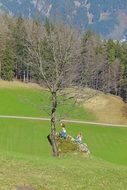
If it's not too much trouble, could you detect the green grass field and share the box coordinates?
[0,85,127,189]
[0,119,127,165]
[0,88,95,121]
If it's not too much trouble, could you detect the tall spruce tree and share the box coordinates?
[1,39,14,81]
[12,17,28,82]
[118,42,127,101]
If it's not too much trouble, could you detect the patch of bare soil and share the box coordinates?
[84,93,127,125]
[15,185,36,190]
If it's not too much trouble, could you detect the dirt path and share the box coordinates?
[0,115,127,128]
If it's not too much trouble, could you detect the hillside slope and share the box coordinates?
[0,152,127,190]
[0,81,95,121]
[84,92,127,125]
[0,81,127,124]
[0,81,127,189]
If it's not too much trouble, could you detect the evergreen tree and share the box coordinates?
[80,31,105,89]
[118,42,127,101]
[1,40,14,81]
[11,17,29,82]
[106,39,116,63]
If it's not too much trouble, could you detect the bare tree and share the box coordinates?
[26,21,80,156]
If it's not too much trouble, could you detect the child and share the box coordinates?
[59,122,67,139]
[76,133,82,143]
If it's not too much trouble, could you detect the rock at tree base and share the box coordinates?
[56,134,90,155]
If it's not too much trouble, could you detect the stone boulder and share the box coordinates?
[56,134,90,155]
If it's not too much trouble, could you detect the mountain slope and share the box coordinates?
[0,0,127,39]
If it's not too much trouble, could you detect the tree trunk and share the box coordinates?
[26,65,29,83]
[0,62,1,79]
[23,70,26,82]
[50,91,59,157]
[15,64,18,79]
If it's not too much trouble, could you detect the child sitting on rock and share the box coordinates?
[76,133,82,144]
[59,122,67,139]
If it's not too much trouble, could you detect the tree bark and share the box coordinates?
[26,65,29,83]
[50,91,59,157]
[23,70,26,82]
[0,61,1,79]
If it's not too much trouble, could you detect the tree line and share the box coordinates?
[0,14,127,102]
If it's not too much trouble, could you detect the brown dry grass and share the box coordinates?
[0,80,41,89]
[84,93,127,125]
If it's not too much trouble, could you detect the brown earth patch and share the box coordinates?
[14,185,36,190]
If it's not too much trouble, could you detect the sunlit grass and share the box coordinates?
[0,119,127,166]
[0,88,95,121]
[0,85,127,189]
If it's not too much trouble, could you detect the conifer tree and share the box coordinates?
[11,17,28,81]
[1,40,14,81]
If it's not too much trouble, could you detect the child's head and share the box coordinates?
[60,121,65,128]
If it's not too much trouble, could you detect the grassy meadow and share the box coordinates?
[0,83,127,189]
[0,119,127,165]
[0,88,95,121]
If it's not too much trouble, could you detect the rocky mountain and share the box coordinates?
[0,0,127,40]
